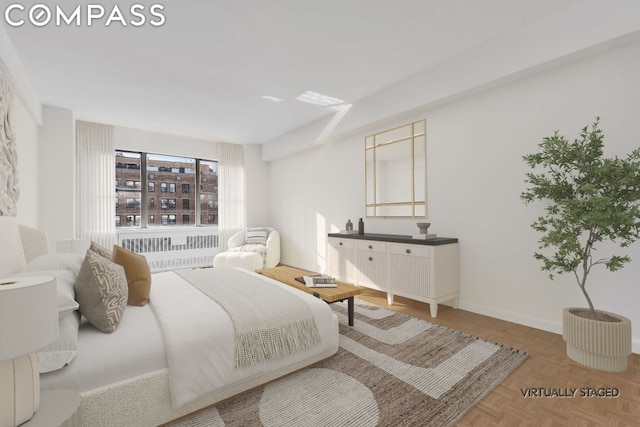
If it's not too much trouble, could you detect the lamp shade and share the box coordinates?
[0,276,58,361]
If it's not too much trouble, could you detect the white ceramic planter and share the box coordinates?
[562,307,632,372]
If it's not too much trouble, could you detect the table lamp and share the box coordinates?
[0,276,58,427]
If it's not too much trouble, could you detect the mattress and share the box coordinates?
[40,268,339,425]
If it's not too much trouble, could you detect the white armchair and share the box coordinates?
[213,227,281,270]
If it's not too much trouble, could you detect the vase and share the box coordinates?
[562,307,632,372]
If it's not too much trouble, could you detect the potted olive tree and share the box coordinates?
[521,118,640,372]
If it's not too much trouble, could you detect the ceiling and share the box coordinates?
[2,0,585,144]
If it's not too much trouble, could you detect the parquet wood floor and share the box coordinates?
[357,289,640,427]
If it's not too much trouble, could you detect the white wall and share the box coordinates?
[38,106,75,252]
[268,38,640,352]
[13,96,39,227]
[113,126,219,161]
[244,144,270,227]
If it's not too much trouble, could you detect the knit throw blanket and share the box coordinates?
[176,268,320,368]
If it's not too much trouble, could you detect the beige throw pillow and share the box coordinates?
[112,245,152,306]
[74,250,128,333]
[90,240,113,259]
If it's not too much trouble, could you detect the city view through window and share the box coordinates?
[115,151,218,227]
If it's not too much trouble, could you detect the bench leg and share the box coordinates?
[348,297,355,326]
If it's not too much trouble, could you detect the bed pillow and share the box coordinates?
[90,240,113,259]
[21,253,84,276]
[11,269,79,320]
[75,250,128,333]
[112,245,152,306]
[37,311,80,373]
[245,227,270,245]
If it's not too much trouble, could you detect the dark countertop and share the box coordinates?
[328,233,458,246]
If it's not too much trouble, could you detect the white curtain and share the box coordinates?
[0,72,18,217]
[76,121,116,248]
[218,142,246,251]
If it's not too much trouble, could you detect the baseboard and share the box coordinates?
[458,300,640,354]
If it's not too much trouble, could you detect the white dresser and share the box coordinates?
[327,233,459,317]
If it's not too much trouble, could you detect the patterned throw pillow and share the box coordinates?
[245,227,270,245]
[90,241,113,259]
[74,250,128,333]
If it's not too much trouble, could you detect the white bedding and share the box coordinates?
[151,269,334,407]
[40,302,166,392]
[41,267,339,414]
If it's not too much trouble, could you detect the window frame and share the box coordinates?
[116,150,218,228]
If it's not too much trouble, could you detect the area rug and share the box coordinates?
[169,300,528,427]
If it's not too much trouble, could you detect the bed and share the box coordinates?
[1,224,338,427]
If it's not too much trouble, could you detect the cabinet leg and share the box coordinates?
[387,292,394,305]
[430,303,438,318]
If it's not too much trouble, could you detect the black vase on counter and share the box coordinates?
[358,218,364,235]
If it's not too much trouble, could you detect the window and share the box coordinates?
[161,198,177,209]
[126,198,139,209]
[126,215,141,226]
[115,151,217,227]
[161,213,178,224]
[115,151,141,226]
[199,160,218,225]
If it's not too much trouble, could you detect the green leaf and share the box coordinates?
[521,118,640,311]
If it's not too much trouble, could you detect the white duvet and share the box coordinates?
[41,268,339,410]
[146,268,337,407]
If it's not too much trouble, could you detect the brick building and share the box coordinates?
[115,151,218,227]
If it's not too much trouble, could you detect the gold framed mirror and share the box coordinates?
[365,119,426,218]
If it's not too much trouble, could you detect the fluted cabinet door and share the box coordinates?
[327,238,355,281]
[389,244,431,298]
[355,241,388,290]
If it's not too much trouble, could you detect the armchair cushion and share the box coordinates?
[245,227,270,245]
[228,243,268,261]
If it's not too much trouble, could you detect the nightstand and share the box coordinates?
[23,389,81,427]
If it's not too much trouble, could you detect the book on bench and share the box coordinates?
[294,275,338,288]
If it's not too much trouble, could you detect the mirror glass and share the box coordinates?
[365,120,426,218]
